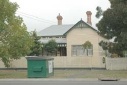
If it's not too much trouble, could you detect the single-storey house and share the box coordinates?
[37,11,108,69]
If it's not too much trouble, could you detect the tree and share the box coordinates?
[83,41,93,49]
[83,41,93,56]
[28,31,42,56]
[0,0,34,67]
[44,40,57,56]
[96,6,103,18]
[96,0,127,57]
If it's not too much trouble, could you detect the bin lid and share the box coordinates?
[26,56,54,60]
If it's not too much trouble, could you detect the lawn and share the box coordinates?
[0,69,127,79]
[51,69,127,79]
[0,70,27,79]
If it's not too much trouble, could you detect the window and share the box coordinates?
[57,47,67,56]
[72,45,93,56]
[88,49,93,56]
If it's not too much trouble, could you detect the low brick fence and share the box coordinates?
[106,57,127,70]
[0,57,127,70]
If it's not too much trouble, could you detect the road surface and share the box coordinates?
[0,79,127,85]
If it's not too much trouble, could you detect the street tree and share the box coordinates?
[28,31,42,56]
[96,0,127,57]
[0,0,34,67]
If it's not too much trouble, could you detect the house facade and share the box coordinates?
[37,11,108,69]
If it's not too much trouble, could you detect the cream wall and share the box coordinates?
[53,56,93,68]
[0,57,27,68]
[106,57,127,70]
[1,57,127,70]
[10,57,27,68]
[66,27,106,68]
[0,59,6,68]
[0,56,102,68]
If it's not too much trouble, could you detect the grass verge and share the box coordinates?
[0,69,127,79]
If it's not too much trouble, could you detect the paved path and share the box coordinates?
[0,79,127,85]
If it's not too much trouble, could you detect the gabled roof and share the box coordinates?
[37,20,98,37]
[37,25,73,36]
[64,19,97,35]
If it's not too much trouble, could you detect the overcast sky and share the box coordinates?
[10,0,110,32]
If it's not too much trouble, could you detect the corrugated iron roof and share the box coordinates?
[37,25,74,36]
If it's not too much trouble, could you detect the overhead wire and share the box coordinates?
[16,11,56,24]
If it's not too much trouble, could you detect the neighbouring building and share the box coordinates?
[37,11,108,69]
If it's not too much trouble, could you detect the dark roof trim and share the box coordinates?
[63,19,98,35]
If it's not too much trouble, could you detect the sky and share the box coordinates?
[10,0,110,32]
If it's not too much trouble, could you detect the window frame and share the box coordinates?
[71,45,93,57]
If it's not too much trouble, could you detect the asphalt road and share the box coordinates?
[0,79,127,85]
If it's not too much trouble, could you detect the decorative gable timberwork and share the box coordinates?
[73,19,90,28]
[64,19,97,35]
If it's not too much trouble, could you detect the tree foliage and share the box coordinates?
[83,41,93,49]
[96,6,103,18]
[44,39,57,56]
[0,0,34,67]
[96,0,127,57]
[28,31,42,56]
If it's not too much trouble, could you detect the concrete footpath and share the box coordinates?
[0,78,127,81]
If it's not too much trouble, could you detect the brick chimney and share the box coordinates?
[57,13,63,25]
[86,11,92,25]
